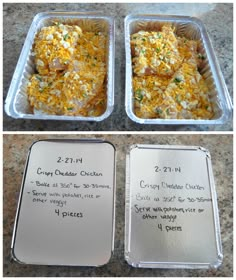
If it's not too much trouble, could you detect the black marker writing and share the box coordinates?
[37,167,53,177]
[55,209,83,218]
[139,180,160,190]
[80,170,103,177]
[57,157,83,164]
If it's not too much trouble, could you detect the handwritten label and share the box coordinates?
[14,141,115,266]
[57,156,83,164]
[127,146,218,265]
[133,177,211,232]
[28,166,107,214]
[155,166,181,173]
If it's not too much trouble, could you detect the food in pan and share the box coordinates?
[131,24,214,119]
[27,23,107,116]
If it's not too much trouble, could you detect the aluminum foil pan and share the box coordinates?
[5,12,115,121]
[125,144,223,268]
[125,14,232,125]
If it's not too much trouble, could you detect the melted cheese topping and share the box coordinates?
[131,24,214,120]
[27,23,107,116]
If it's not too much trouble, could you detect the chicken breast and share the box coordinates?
[131,24,214,120]
[27,23,107,117]
[34,23,82,75]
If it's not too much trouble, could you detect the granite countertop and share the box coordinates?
[3,134,233,276]
[3,3,233,131]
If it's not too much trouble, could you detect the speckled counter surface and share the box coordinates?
[3,134,233,276]
[3,3,233,131]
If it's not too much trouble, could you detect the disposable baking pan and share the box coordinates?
[125,14,232,125]
[5,12,115,121]
[125,144,223,268]
[11,139,116,266]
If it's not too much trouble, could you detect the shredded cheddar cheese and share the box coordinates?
[27,23,107,116]
[131,24,213,119]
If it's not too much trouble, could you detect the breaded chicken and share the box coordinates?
[131,24,213,120]
[27,23,107,116]
[34,23,82,75]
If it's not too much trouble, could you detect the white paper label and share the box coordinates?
[13,140,115,266]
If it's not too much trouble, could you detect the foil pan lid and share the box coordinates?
[11,139,116,266]
[125,144,222,268]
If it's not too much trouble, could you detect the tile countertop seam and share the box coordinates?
[3,134,233,276]
[3,3,233,131]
